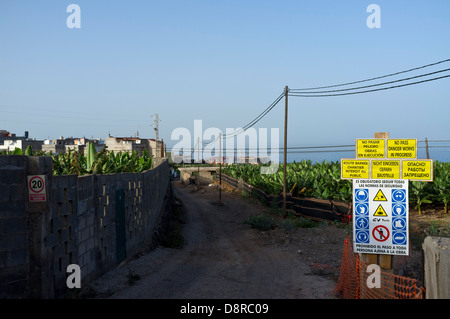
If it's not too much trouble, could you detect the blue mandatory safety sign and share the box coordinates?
[392,189,406,202]
[392,232,407,245]
[356,230,370,243]
[355,203,369,216]
[355,189,369,202]
[392,217,407,231]
[355,217,369,229]
[392,203,407,216]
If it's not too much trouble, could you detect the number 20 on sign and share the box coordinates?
[27,175,47,202]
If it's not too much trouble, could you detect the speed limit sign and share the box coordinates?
[27,175,47,202]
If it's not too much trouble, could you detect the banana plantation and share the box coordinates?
[0,142,153,176]
[222,160,450,214]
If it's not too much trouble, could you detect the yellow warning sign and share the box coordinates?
[373,189,387,201]
[402,159,433,182]
[340,159,370,179]
[387,139,417,159]
[371,160,400,179]
[356,139,385,159]
[373,204,388,217]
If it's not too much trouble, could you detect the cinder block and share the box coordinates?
[0,233,27,250]
[0,183,11,202]
[10,184,27,201]
[6,249,27,267]
[4,217,27,234]
[0,167,26,184]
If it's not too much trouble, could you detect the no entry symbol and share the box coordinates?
[372,225,389,242]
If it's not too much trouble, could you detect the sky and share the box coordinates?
[1,1,450,161]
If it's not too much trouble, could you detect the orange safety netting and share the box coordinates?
[334,236,425,299]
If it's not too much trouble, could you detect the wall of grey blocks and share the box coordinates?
[0,156,171,298]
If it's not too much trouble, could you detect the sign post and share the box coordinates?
[342,132,434,293]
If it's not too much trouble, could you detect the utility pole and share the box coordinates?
[283,86,289,218]
[151,113,161,156]
[197,136,200,188]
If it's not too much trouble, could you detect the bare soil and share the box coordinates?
[87,182,346,299]
[85,181,449,299]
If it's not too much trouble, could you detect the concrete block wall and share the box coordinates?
[45,174,79,297]
[423,236,450,299]
[0,156,171,298]
[0,156,29,298]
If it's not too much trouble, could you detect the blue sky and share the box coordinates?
[1,1,449,160]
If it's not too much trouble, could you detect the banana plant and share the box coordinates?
[409,181,433,214]
[433,161,450,214]
[25,145,33,156]
[86,142,97,172]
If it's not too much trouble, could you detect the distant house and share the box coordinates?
[0,139,43,152]
[0,130,10,138]
[105,137,165,157]
[42,137,105,154]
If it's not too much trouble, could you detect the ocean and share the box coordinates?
[286,147,450,164]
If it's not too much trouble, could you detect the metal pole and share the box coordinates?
[283,86,289,218]
[219,132,222,204]
[197,136,200,188]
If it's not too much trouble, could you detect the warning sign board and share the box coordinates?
[353,179,409,255]
[373,204,388,216]
[387,139,417,159]
[356,139,385,159]
[401,159,433,181]
[373,189,387,201]
[371,160,400,179]
[27,175,47,202]
[341,159,370,179]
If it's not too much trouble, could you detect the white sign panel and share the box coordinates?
[353,179,409,256]
[27,175,47,202]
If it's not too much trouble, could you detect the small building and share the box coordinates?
[105,137,165,156]
[0,139,43,153]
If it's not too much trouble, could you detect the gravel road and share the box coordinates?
[88,181,344,299]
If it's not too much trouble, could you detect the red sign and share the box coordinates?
[372,225,389,242]
[27,175,47,202]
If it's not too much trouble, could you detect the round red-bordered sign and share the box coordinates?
[29,176,45,193]
[372,225,389,242]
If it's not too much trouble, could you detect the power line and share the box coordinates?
[291,58,450,91]
[222,91,285,138]
[289,74,450,97]
[289,68,450,94]
[201,91,286,150]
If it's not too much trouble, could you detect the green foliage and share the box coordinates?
[51,147,153,176]
[433,161,450,213]
[222,160,353,203]
[243,215,277,231]
[409,181,433,214]
[222,160,450,211]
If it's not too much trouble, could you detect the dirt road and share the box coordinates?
[89,182,344,299]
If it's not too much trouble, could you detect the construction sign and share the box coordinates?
[353,179,409,256]
[342,137,433,181]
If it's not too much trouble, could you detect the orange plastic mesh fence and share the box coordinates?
[334,236,424,299]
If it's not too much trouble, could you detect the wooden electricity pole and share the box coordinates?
[360,132,393,270]
[283,86,289,218]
